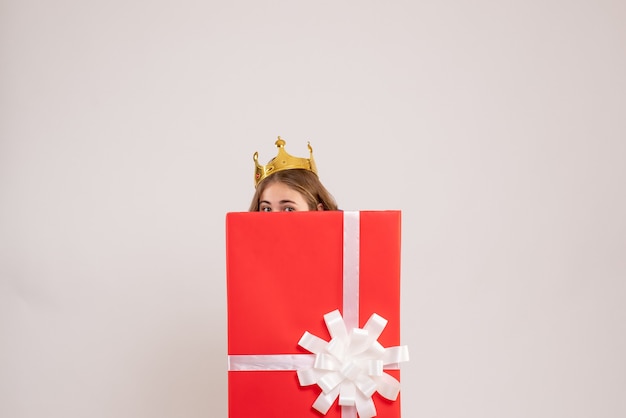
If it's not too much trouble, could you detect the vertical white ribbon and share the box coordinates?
[342,211,360,331]
[342,404,358,418]
[342,211,360,418]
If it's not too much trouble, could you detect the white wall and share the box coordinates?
[1,1,625,417]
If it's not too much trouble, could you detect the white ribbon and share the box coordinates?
[297,309,409,418]
[228,354,314,370]
[342,211,360,330]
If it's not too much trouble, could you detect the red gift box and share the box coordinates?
[226,211,405,418]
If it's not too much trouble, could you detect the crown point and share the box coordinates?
[276,137,286,147]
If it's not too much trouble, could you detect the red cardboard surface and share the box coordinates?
[226,211,402,417]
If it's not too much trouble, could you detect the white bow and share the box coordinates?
[297,310,409,418]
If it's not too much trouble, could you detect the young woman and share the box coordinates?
[248,138,338,212]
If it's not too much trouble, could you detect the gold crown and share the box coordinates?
[253,136,318,187]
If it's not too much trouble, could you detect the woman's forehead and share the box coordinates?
[260,182,301,199]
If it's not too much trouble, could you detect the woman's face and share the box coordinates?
[258,182,322,212]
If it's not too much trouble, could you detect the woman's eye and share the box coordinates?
[284,207,295,212]
[261,207,272,212]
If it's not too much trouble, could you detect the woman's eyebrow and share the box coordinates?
[259,199,297,205]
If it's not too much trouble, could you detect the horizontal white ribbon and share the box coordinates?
[227,354,403,372]
[228,354,314,371]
